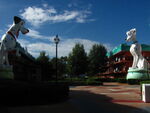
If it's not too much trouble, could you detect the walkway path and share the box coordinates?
[1,82,150,113]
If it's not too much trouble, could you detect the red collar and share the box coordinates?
[7,31,16,40]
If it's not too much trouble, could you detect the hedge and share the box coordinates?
[140,80,150,85]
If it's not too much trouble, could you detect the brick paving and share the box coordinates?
[1,82,150,113]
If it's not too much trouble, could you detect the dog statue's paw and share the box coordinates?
[130,67,138,69]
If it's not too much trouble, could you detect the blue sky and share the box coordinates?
[0,0,150,57]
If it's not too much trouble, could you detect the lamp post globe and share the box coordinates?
[54,34,60,44]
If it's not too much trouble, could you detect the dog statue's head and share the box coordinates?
[7,16,29,38]
[125,28,136,42]
[13,16,29,35]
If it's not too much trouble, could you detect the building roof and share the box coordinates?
[107,43,150,57]
[16,42,35,61]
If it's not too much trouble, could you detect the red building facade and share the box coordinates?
[100,44,150,79]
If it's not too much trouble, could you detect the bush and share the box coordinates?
[86,78,103,85]
[127,79,150,85]
[69,80,102,86]
[98,78,118,82]
[62,77,103,86]
[86,80,102,85]
[140,80,150,85]
[127,79,141,85]
[117,78,127,83]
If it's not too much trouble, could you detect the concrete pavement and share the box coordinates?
[1,82,150,113]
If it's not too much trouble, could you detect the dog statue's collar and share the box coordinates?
[132,40,138,44]
[7,31,16,41]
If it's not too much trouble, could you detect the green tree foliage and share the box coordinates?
[51,56,68,78]
[68,43,88,77]
[59,56,68,77]
[36,51,49,63]
[36,51,53,80]
[88,44,107,76]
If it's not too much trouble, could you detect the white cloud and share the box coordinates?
[18,39,30,46]
[28,42,53,56]
[26,29,64,42]
[103,43,114,52]
[60,38,99,54]
[26,29,54,40]
[18,38,113,58]
[20,5,93,27]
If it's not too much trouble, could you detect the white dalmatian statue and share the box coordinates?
[125,28,149,69]
[0,16,29,67]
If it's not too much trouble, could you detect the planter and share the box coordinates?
[126,68,149,80]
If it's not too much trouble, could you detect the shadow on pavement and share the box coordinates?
[0,80,69,107]
[0,87,149,113]
[69,90,149,113]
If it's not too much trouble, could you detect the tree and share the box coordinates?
[88,44,107,76]
[58,56,68,77]
[36,51,49,63]
[51,56,68,78]
[67,43,88,77]
[36,51,53,81]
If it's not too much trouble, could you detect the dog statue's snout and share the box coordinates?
[25,29,29,34]
[22,29,29,34]
[27,29,29,33]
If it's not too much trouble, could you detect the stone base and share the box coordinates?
[126,68,149,80]
[0,65,14,79]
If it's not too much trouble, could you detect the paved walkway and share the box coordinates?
[1,82,150,113]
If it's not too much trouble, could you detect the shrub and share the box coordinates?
[62,77,103,86]
[140,80,150,85]
[86,78,103,85]
[117,78,127,83]
[127,79,141,85]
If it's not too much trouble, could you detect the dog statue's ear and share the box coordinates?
[14,16,22,24]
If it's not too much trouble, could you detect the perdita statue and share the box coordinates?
[0,16,29,67]
[125,28,149,69]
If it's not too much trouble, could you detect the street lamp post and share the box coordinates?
[54,35,60,83]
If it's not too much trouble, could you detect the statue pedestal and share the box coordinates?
[0,65,14,79]
[126,68,149,80]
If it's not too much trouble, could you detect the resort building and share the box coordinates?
[100,44,150,79]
